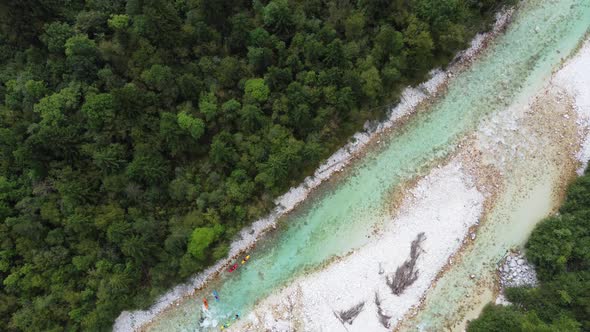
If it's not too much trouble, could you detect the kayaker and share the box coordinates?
[213,290,219,301]
[202,297,208,310]
[241,255,250,264]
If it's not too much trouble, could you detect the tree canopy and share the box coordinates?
[0,0,508,330]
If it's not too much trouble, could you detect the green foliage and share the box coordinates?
[263,0,295,35]
[188,225,224,261]
[65,34,96,58]
[373,25,404,62]
[177,110,205,140]
[345,11,366,40]
[141,64,174,92]
[33,84,81,127]
[126,146,169,184]
[81,92,115,128]
[468,304,580,332]
[468,169,590,332]
[0,0,507,330]
[404,16,435,71]
[108,14,130,30]
[198,92,218,121]
[64,34,99,80]
[244,78,270,103]
[40,22,75,54]
[360,66,383,100]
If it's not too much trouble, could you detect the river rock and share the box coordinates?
[497,251,538,291]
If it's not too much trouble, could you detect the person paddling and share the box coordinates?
[241,255,251,265]
[213,290,219,302]
[202,297,209,310]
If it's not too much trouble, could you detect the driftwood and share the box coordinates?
[333,302,365,326]
[386,232,426,295]
[374,292,391,328]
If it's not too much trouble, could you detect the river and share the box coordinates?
[118,1,590,331]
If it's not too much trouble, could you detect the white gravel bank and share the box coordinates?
[554,39,590,174]
[231,161,484,331]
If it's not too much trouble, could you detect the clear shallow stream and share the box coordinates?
[145,1,590,330]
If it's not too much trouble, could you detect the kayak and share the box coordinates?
[202,297,208,310]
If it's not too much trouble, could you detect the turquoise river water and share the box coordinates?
[145,1,590,330]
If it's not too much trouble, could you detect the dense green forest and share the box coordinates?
[0,0,507,330]
[468,170,590,332]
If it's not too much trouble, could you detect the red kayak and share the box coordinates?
[228,263,238,272]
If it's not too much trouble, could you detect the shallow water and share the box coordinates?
[410,171,559,332]
[145,1,590,330]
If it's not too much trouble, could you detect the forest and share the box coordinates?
[468,170,590,332]
[0,0,507,330]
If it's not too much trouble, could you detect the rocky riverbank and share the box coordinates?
[498,251,538,289]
